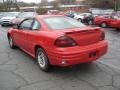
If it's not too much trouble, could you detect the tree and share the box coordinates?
[51,0,60,10]
[58,0,76,4]
[84,0,116,9]
[37,3,47,15]
[0,3,6,11]
[14,0,20,11]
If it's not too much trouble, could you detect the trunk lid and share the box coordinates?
[63,27,102,46]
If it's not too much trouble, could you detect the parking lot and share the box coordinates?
[0,25,120,90]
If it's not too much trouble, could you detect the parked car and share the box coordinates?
[74,13,91,21]
[0,12,19,26]
[94,15,116,28]
[46,10,65,15]
[0,12,6,24]
[47,10,59,15]
[12,12,37,25]
[74,13,95,24]
[109,16,120,29]
[66,11,77,18]
[0,12,7,19]
[7,15,108,71]
[83,14,94,25]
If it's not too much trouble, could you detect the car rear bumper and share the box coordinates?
[47,40,108,66]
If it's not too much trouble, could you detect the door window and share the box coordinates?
[19,19,33,30]
[32,20,40,30]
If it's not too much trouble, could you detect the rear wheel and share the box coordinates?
[101,22,108,28]
[8,36,16,49]
[36,48,50,72]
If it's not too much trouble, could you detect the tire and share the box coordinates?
[36,48,50,72]
[1,24,5,27]
[77,18,82,22]
[101,22,108,28]
[8,36,16,49]
[116,28,120,31]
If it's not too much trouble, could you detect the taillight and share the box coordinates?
[55,36,77,47]
[100,32,105,41]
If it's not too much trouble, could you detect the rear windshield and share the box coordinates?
[44,16,85,30]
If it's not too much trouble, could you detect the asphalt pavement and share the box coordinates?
[0,26,120,90]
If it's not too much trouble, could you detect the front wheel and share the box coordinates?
[77,18,82,22]
[1,24,5,27]
[36,48,50,72]
[101,22,108,28]
[8,36,16,49]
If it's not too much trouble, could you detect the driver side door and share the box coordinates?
[13,18,34,50]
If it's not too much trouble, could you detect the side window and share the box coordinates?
[19,19,33,30]
[104,16,109,18]
[32,20,40,30]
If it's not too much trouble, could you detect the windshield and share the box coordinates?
[44,16,85,30]
[18,12,36,18]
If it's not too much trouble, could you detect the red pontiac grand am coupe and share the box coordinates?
[94,15,115,28]
[109,17,120,29]
[7,15,108,71]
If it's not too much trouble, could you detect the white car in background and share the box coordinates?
[0,12,19,26]
[12,12,37,25]
[74,13,91,22]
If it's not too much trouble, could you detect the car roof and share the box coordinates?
[36,15,65,19]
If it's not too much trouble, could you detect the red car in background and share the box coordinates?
[94,15,115,28]
[110,17,120,29]
[7,15,108,71]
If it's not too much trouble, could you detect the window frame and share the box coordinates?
[31,18,41,31]
[18,18,34,30]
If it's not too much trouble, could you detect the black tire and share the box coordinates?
[116,28,120,31]
[77,18,82,22]
[8,36,16,49]
[100,22,108,28]
[1,24,5,27]
[36,48,50,72]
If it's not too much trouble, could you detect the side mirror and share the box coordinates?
[13,24,18,29]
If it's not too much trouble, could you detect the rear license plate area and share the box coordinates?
[89,51,98,58]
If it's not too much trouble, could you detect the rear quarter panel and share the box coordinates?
[30,31,64,57]
[110,19,120,28]
[94,17,111,25]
